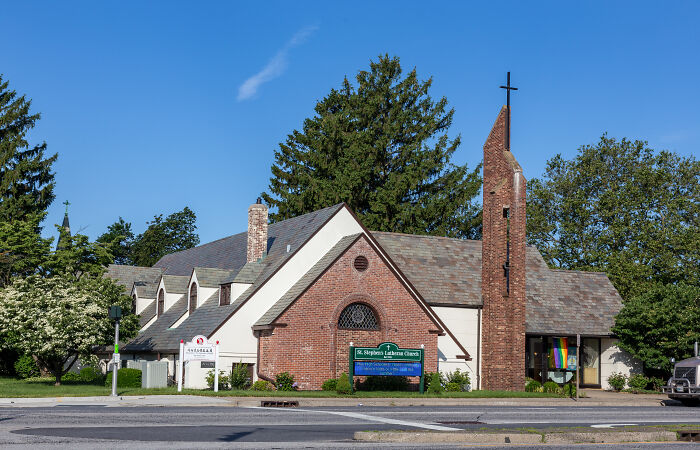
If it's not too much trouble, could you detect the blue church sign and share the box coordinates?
[349,342,425,393]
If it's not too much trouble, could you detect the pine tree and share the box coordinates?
[262,55,482,239]
[0,75,57,222]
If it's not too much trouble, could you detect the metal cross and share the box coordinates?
[499,72,518,150]
[63,200,70,214]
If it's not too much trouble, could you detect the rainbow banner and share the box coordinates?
[550,338,568,369]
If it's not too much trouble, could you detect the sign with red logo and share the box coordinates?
[184,335,215,361]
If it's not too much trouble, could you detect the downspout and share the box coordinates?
[255,330,274,383]
[476,308,481,390]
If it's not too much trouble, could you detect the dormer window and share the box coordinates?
[189,282,198,314]
[157,289,164,317]
[220,283,231,306]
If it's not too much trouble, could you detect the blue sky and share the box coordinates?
[2,1,698,245]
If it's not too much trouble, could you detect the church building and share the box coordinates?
[108,106,640,390]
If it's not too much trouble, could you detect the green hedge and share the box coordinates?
[105,368,141,388]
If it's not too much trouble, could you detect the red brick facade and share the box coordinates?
[257,236,440,390]
[481,106,527,391]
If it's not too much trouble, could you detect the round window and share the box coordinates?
[353,255,369,271]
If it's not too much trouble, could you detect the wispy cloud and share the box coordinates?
[237,26,318,101]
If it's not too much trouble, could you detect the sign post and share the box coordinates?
[177,339,184,392]
[576,334,580,400]
[349,342,425,393]
[108,306,122,397]
[214,340,220,393]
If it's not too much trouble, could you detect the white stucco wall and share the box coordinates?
[433,306,480,388]
[212,207,364,360]
[135,297,154,315]
[600,338,643,390]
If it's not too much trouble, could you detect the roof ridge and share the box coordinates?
[549,268,608,275]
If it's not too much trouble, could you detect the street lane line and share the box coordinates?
[246,406,460,431]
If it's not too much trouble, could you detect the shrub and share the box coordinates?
[445,369,470,387]
[607,372,627,391]
[275,372,297,391]
[648,376,664,391]
[206,370,230,390]
[14,355,39,379]
[627,373,650,392]
[62,372,81,381]
[230,362,250,390]
[321,378,338,391]
[542,381,561,394]
[336,373,352,395]
[80,367,103,383]
[105,368,142,388]
[427,372,443,394]
[250,380,273,391]
[563,383,576,397]
[356,375,409,391]
[423,372,444,392]
[445,382,462,392]
[525,379,542,392]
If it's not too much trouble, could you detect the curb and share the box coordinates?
[353,430,678,445]
[0,395,668,408]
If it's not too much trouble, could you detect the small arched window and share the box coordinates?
[338,303,379,330]
[189,282,198,315]
[157,289,164,316]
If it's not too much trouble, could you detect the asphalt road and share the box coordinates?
[0,404,698,448]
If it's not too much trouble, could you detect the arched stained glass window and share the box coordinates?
[157,289,164,316]
[189,283,198,315]
[338,303,379,330]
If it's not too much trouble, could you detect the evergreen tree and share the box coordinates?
[130,207,199,266]
[0,75,57,222]
[262,55,482,239]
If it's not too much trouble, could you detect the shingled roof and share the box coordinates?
[194,267,237,288]
[123,203,345,352]
[372,231,622,336]
[152,203,344,277]
[105,265,163,297]
[124,294,187,352]
[162,275,189,294]
[138,300,157,329]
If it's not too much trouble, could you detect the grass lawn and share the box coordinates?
[0,376,563,398]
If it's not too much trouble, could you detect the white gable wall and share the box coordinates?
[212,207,364,362]
[434,306,480,387]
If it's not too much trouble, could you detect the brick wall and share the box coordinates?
[258,236,439,390]
[481,106,527,391]
[247,202,268,263]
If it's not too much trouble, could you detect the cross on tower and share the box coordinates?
[63,200,70,215]
[499,72,518,151]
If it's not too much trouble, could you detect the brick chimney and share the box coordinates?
[247,198,268,263]
[480,106,527,391]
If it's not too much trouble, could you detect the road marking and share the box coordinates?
[247,406,460,431]
[591,423,638,428]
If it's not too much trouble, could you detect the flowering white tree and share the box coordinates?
[0,274,136,385]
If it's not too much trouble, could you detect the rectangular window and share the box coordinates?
[220,283,231,306]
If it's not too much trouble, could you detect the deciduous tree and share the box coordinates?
[527,135,699,300]
[130,207,199,266]
[0,274,138,385]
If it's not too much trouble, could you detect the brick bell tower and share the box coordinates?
[481,73,527,391]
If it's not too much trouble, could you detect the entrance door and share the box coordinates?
[581,338,600,386]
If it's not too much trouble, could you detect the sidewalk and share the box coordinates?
[0,390,672,408]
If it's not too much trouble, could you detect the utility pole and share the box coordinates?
[109,306,122,397]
